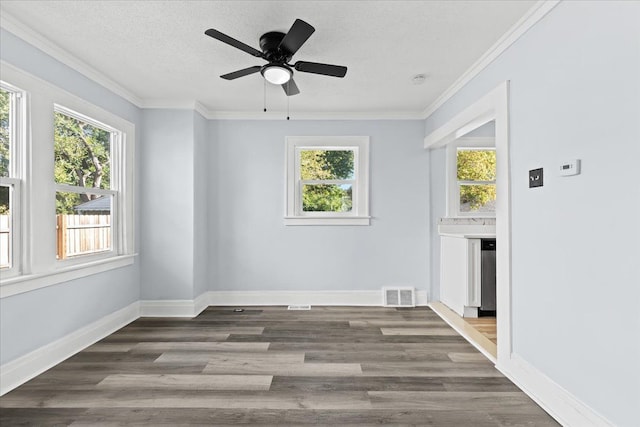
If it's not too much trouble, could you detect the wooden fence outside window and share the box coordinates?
[56,214,111,259]
[0,215,9,269]
[1,214,111,266]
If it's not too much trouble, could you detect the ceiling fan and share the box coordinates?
[205,19,347,96]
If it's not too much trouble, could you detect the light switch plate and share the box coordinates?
[529,168,543,188]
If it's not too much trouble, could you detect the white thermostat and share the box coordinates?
[559,159,580,176]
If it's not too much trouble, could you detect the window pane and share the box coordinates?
[56,192,111,259]
[460,184,496,213]
[457,149,496,181]
[0,88,10,178]
[302,184,353,212]
[0,184,11,269]
[300,150,354,180]
[54,111,111,189]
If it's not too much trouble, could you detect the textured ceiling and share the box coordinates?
[0,1,536,116]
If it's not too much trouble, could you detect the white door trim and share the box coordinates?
[424,81,512,362]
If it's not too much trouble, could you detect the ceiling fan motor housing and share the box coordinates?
[259,31,291,62]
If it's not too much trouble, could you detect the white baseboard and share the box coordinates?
[497,354,614,427]
[0,301,139,396]
[139,292,209,318]
[193,292,210,316]
[206,290,429,307]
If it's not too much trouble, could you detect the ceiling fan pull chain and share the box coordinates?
[287,81,290,120]
[263,79,267,112]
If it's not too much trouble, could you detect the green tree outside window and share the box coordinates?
[0,89,11,214]
[457,149,496,212]
[300,150,354,212]
[54,112,111,214]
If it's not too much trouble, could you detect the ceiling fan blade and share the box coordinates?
[278,19,315,56]
[220,66,262,80]
[205,29,263,58]
[294,61,347,78]
[282,78,300,96]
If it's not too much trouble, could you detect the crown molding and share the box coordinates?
[139,100,422,120]
[138,100,211,120]
[0,11,144,107]
[193,101,210,119]
[204,110,425,120]
[420,0,561,120]
[139,99,201,110]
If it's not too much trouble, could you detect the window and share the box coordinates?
[285,136,370,225]
[457,148,496,214]
[300,149,354,213]
[54,108,117,260]
[447,138,496,217]
[0,83,24,278]
[0,63,135,297]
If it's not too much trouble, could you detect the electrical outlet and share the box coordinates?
[529,168,543,188]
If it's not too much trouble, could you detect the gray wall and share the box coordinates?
[0,29,141,365]
[208,120,220,295]
[193,111,210,298]
[140,109,195,300]
[210,120,430,295]
[464,120,495,137]
[425,2,640,425]
[139,109,212,300]
[0,269,139,364]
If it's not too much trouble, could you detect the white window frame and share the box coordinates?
[53,105,121,265]
[285,136,370,226]
[446,137,496,218]
[0,62,135,298]
[0,81,26,279]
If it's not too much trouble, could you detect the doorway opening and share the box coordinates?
[424,82,511,367]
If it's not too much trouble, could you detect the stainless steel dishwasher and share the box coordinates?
[480,239,497,314]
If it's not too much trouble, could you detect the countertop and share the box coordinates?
[438,217,496,238]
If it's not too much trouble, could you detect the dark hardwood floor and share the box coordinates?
[0,306,558,426]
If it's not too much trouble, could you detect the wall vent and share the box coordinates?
[383,288,415,307]
[287,305,311,310]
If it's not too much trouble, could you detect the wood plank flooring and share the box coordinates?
[0,306,558,426]
[464,317,498,345]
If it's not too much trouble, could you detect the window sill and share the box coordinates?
[0,254,137,299]
[284,216,371,226]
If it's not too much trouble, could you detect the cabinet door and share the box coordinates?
[440,236,468,316]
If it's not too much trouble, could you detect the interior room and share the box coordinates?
[0,1,638,426]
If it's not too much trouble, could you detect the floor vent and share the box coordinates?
[383,288,415,307]
[287,305,311,310]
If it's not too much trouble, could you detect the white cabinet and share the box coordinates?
[440,236,482,317]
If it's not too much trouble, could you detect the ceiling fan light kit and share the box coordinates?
[262,64,292,85]
[205,18,347,100]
